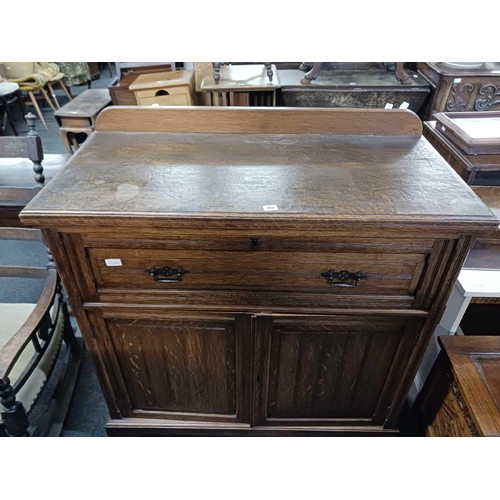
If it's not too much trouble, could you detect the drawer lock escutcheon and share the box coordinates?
[146,266,189,283]
[321,269,367,288]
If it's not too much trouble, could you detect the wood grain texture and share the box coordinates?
[54,89,111,120]
[20,129,496,228]
[94,106,423,135]
[259,315,420,425]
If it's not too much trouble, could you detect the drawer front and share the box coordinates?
[135,86,190,99]
[137,94,190,106]
[88,247,427,299]
[59,116,92,128]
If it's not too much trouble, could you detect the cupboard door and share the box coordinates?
[254,315,422,426]
[89,309,250,423]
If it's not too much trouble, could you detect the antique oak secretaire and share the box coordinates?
[19,107,499,436]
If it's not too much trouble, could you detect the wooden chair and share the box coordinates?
[36,63,73,109]
[0,63,58,129]
[0,113,69,227]
[0,227,82,436]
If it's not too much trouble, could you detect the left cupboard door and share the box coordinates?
[87,308,251,424]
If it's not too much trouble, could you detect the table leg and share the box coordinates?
[60,130,74,154]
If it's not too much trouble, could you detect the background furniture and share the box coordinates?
[0,227,82,437]
[278,63,430,112]
[201,64,280,106]
[0,113,69,227]
[409,186,500,404]
[0,82,23,136]
[418,62,500,121]
[415,335,500,436]
[424,120,500,185]
[1,64,59,130]
[130,70,195,106]
[108,66,174,105]
[434,111,500,155]
[299,62,410,84]
[19,106,498,436]
[115,62,175,81]
[54,89,111,154]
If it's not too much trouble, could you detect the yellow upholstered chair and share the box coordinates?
[36,63,72,108]
[0,62,58,130]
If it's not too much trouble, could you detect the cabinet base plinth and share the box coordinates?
[105,418,399,437]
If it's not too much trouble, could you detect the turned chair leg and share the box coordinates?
[0,377,30,436]
[28,91,48,130]
[213,62,221,84]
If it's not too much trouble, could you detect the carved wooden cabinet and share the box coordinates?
[418,62,500,121]
[19,107,498,436]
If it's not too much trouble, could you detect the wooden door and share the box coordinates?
[253,314,422,427]
[88,308,251,423]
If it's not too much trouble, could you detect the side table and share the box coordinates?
[201,64,280,106]
[54,89,111,154]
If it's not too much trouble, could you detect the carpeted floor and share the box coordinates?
[1,65,115,436]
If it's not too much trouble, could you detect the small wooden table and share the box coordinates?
[201,64,280,106]
[54,89,111,154]
[415,335,500,437]
[424,121,500,185]
[130,70,195,106]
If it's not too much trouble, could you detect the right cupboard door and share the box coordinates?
[253,314,423,427]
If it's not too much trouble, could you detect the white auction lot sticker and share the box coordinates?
[263,205,279,211]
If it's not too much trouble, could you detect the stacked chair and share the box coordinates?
[0,62,72,130]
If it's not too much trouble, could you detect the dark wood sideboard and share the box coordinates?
[418,62,500,121]
[19,107,498,436]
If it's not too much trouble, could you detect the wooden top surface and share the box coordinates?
[201,64,281,91]
[54,89,111,118]
[19,107,498,228]
[129,70,193,91]
[439,335,500,436]
[424,121,500,170]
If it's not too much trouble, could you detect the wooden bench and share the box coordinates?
[54,89,111,154]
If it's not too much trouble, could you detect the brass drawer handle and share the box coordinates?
[321,269,367,288]
[146,266,189,283]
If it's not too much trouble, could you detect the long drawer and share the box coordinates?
[87,247,428,298]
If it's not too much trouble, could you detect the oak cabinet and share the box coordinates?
[19,107,498,436]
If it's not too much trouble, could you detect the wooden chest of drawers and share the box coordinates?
[20,107,498,436]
